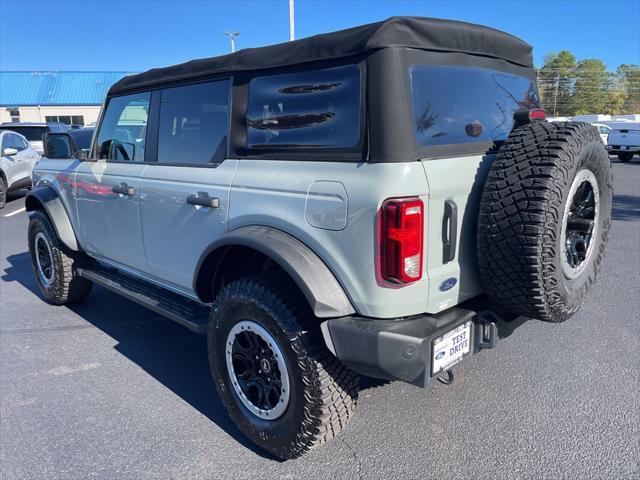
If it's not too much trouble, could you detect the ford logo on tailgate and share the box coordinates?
[439,277,457,291]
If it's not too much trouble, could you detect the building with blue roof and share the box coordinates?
[0,71,134,126]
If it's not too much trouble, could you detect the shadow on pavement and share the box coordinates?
[612,194,640,222]
[2,251,532,459]
[2,252,275,460]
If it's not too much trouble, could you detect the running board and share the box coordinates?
[77,266,209,335]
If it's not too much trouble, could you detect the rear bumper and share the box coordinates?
[321,306,503,388]
[607,145,640,154]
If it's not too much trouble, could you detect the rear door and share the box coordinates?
[75,92,151,272]
[139,79,237,293]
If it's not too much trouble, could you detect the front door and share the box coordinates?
[138,79,235,293]
[76,92,151,272]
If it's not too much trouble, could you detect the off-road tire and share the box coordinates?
[28,210,93,305]
[0,176,6,209]
[208,271,359,459]
[478,122,612,322]
[617,152,633,162]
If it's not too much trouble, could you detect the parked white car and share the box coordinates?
[0,130,40,208]
[592,123,612,145]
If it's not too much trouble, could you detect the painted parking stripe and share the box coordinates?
[3,207,26,217]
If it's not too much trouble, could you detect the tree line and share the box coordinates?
[536,50,639,116]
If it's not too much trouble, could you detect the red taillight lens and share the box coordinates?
[379,197,424,284]
[529,108,547,120]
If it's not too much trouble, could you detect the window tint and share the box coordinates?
[157,80,230,165]
[410,66,540,147]
[2,133,16,151]
[246,65,360,149]
[96,92,150,161]
[11,134,27,151]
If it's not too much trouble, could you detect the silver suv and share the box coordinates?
[26,17,612,459]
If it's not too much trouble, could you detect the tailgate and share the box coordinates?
[420,154,493,313]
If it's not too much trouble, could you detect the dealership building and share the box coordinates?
[0,71,133,126]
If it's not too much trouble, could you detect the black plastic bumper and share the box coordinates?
[321,307,500,387]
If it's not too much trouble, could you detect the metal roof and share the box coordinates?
[0,71,134,106]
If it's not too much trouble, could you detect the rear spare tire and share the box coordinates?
[478,122,612,322]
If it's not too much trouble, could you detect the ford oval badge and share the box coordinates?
[439,277,457,292]
[435,351,445,360]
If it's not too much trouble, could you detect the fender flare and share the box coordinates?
[25,186,79,251]
[195,226,355,318]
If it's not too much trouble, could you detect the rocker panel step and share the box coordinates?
[77,266,209,335]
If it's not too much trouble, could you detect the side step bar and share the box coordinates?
[77,266,210,335]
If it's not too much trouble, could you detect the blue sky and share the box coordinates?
[1,0,638,72]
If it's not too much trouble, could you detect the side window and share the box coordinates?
[96,92,151,161]
[157,80,230,165]
[410,66,540,147]
[4,134,18,150]
[12,134,27,151]
[246,64,360,149]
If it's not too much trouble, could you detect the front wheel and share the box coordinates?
[0,176,6,209]
[28,210,93,304]
[617,152,634,162]
[208,272,359,459]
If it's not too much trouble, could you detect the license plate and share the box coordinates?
[432,321,472,375]
[621,146,628,150]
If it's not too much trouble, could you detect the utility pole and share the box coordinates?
[289,0,295,41]
[553,73,560,116]
[223,31,240,53]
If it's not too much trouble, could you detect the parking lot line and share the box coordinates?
[3,207,26,217]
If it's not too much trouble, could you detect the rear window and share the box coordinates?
[246,64,360,149]
[0,126,48,142]
[410,66,540,147]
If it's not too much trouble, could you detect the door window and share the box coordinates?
[95,92,151,162]
[246,65,361,149]
[157,80,230,165]
[8,134,27,151]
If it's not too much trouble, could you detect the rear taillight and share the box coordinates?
[513,108,547,127]
[379,197,424,284]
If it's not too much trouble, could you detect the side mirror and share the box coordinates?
[43,132,78,159]
[2,147,18,156]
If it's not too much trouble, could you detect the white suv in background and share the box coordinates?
[0,130,39,208]
[592,123,612,145]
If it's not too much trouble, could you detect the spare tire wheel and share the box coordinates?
[477,122,613,322]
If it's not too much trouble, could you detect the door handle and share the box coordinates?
[112,183,135,196]
[186,194,219,208]
[442,199,458,264]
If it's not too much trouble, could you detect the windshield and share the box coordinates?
[410,66,540,147]
[0,126,48,142]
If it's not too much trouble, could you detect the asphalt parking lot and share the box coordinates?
[1,158,638,480]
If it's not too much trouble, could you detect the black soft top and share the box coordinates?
[109,16,533,95]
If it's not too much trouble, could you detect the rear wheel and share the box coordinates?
[617,152,633,162]
[478,122,613,322]
[28,210,93,305]
[208,272,359,459]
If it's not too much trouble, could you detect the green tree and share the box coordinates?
[567,59,609,115]
[537,50,576,115]
[617,64,640,113]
